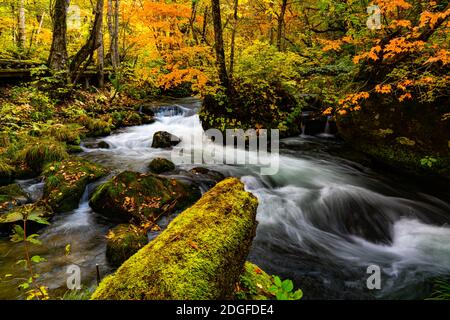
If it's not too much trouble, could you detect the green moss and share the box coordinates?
[106,224,149,267]
[78,115,113,137]
[43,158,108,213]
[44,124,82,145]
[148,158,176,174]
[17,139,69,174]
[91,178,258,300]
[89,171,201,224]
[235,262,275,300]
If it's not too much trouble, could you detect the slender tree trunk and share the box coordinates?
[108,0,120,69]
[202,5,208,44]
[114,0,120,66]
[229,0,238,80]
[190,0,199,44]
[70,0,104,83]
[18,0,26,48]
[97,6,105,88]
[277,0,288,51]
[48,0,68,71]
[211,0,230,92]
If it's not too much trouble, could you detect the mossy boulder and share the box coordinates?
[43,159,108,213]
[148,158,175,174]
[89,171,201,224]
[106,224,149,267]
[91,178,258,300]
[151,131,181,149]
[336,95,450,179]
[0,184,29,212]
[235,262,274,300]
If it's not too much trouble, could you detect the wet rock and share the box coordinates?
[67,145,84,154]
[138,104,156,116]
[188,167,226,189]
[151,131,181,149]
[98,141,110,149]
[43,158,108,213]
[91,178,258,300]
[84,141,110,149]
[106,224,149,267]
[0,184,29,212]
[89,171,201,224]
[148,158,175,174]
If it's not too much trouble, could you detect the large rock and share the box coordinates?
[91,178,258,300]
[106,224,149,267]
[43,159,108,213]
[89,171,201,224]
[151,131,181,149]
[148,158,175,174]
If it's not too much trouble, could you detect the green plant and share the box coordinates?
[420,156,438,168]
[18,139,68,172]
[268,276,303,300]
[0,204,51,300]
[428,278,450,300]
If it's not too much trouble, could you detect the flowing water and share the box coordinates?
[1,97,450,299]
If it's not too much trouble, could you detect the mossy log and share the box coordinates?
[91,177,258,300]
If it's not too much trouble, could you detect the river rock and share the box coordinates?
[91,178,258,300]
[106,224,149,267]
[151,131,181,149]
[89,171,201,224]
[43,158,108,213]
[188,167,226,189]
[0,184,29,212]
[148,158,175,174]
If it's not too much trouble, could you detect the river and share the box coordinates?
[1,97,449,299]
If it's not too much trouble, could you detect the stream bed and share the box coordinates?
[1,97,450,299]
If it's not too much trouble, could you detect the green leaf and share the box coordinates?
[27,211,50,225]
[10,225,24,243]
[0,211,23,224]
[27,234,42,245]
[19,282,30,290]
[276,292,288,300]
[281,279,294,293]
[292,289,303,300]
[16,259,28,268]
[274,276,282,287]
[31,255,46,263]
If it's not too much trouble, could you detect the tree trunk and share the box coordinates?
[189,0,199,44]
[277,0,288,51]
[202,5,209,44]
[211,0,230,92]
[70,0,104,84]
[97,7,105,88]
[108,0,120,69]
[229,0,238,80]
[18,0,26,48]
[48,0,68,71]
